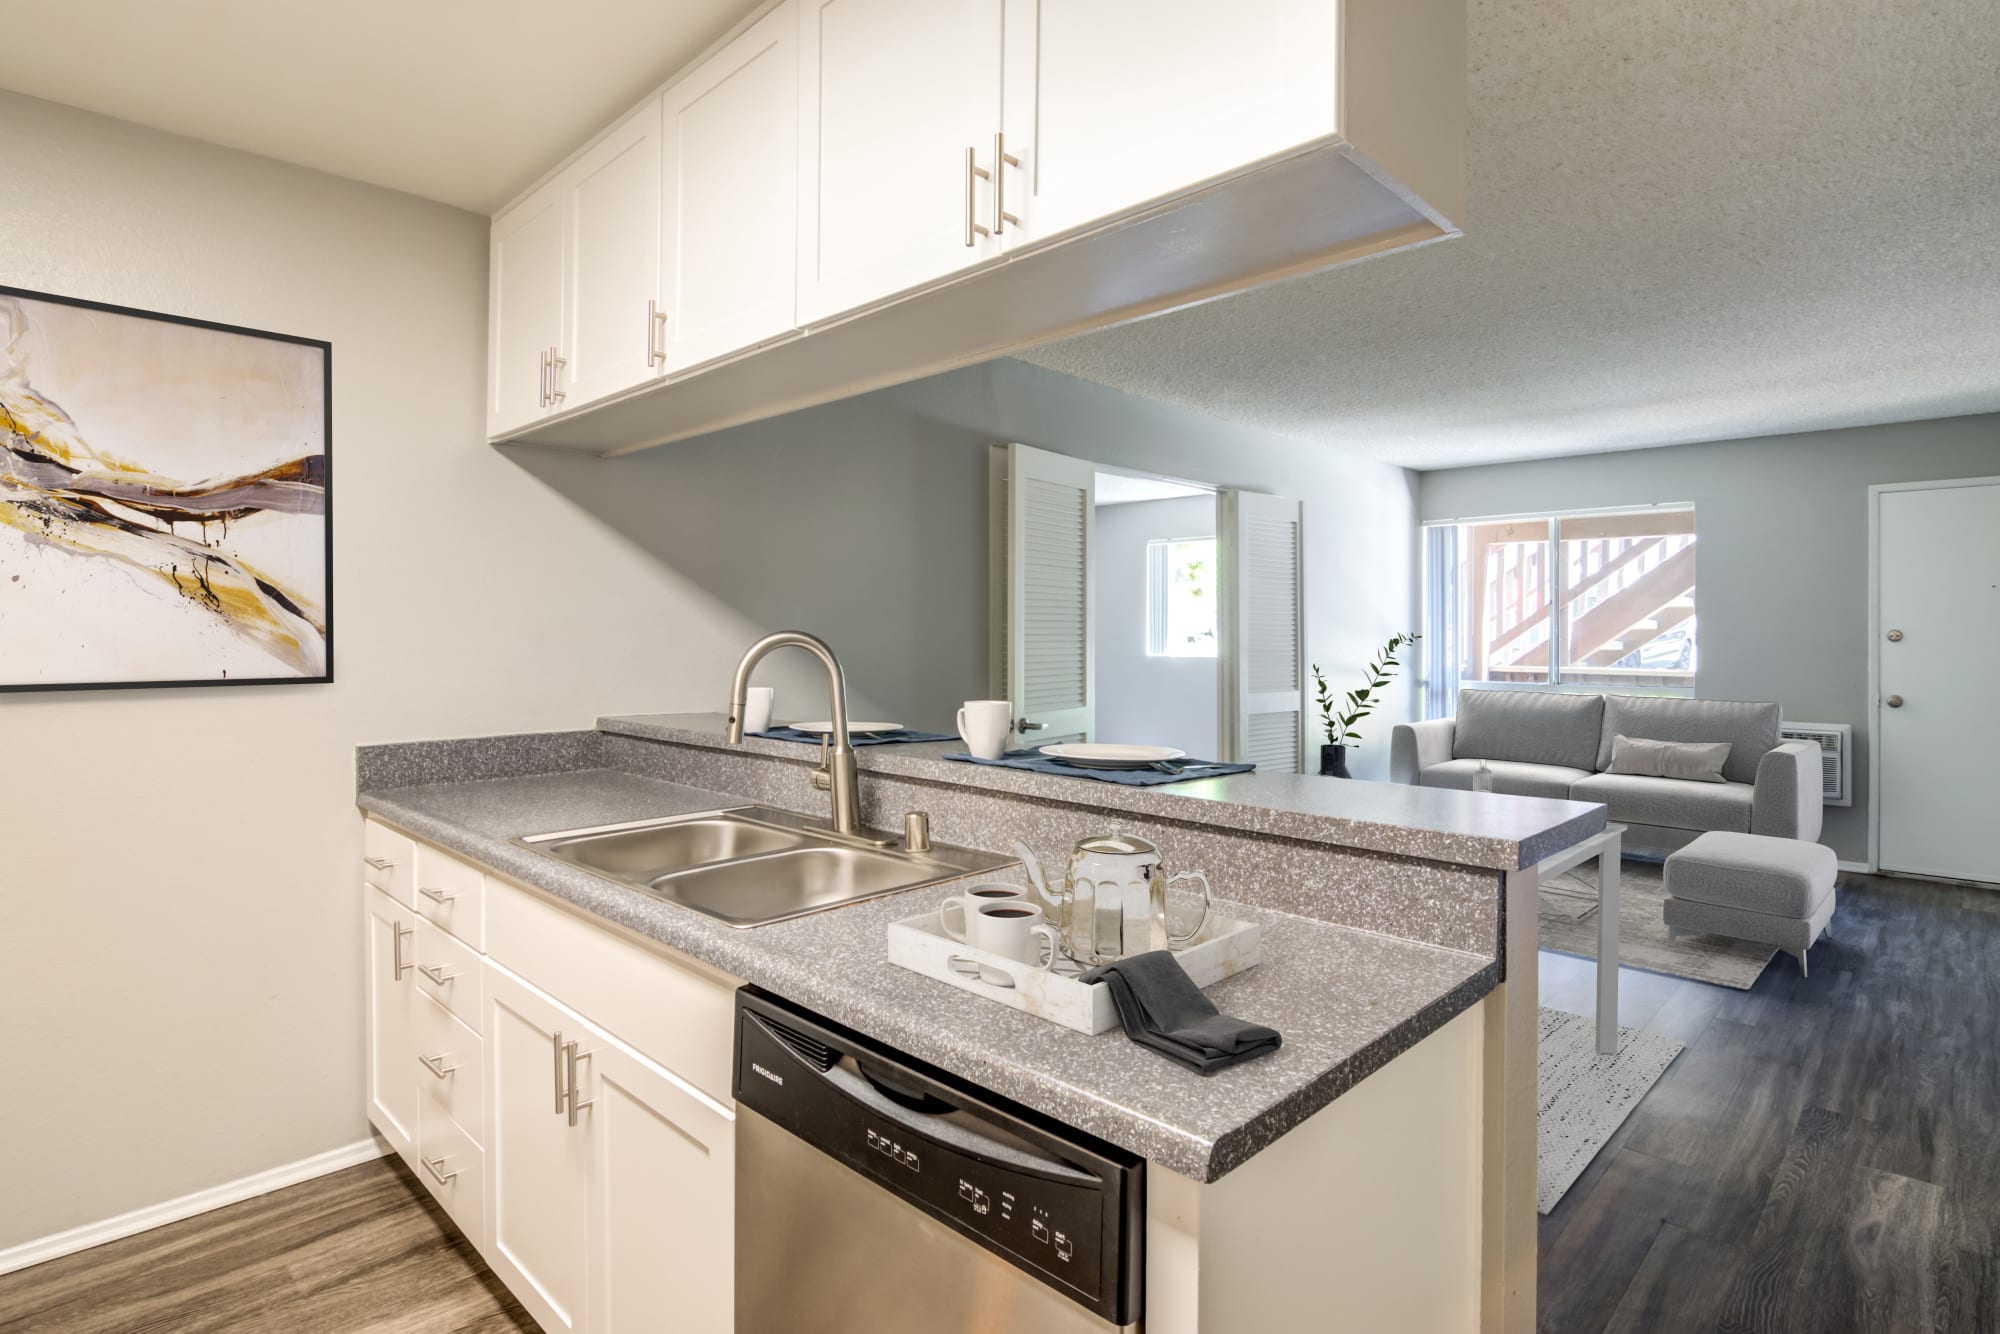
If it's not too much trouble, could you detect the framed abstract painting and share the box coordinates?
[0,285,331,691]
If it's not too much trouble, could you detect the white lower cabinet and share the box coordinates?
[364,885,419,1167]
[483,960,735,1334]
[364,817,735,1334]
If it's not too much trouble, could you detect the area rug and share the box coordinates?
[1537,1007,1684,1213]
[1539,857,1776,989]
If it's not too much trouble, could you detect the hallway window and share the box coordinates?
[1147,537,1217,657]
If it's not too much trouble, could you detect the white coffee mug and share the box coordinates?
[940,883,1029,940]
[959,900,1061,985]
[741,686,775,734]
[957,699,1012,761]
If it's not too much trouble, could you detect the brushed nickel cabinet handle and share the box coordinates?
[549,348,566,402]
[420,1154,458,1185]
[1886,695,1904,708]
[417,885,459,905]
[965,146,993,246]
[393,922,413,981]
[646,299,668,367]
[565,1039,593,1127]
[992,132,1020,234]
[416,962,457,987]
[364,856,397,872]
[553,1029,567,1113]
[537,348,549,407]
[418,1052,460,1080]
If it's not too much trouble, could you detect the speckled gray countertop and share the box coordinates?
[358,765,1500,1182]
[599,713,1603,870]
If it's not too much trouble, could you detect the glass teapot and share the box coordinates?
[1019,833,1210,965]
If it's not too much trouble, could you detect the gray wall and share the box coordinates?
[511,358,1423,777]
[1095,494,1220,756]
[1419,413,2000,863]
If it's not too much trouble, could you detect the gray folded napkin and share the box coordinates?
[1081,951,1281,1075]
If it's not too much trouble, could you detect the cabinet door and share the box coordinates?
[562,99,665,411]
[364,887,419,1166]
[484,964,593,1334]
[488,180,564,438]
[1000,0,1339,245]
[661,2,800,374]
[796,0,1006,324]
[587,1034,735,1334]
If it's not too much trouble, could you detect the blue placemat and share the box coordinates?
[752,726,958,747]
[942,750,1255,785]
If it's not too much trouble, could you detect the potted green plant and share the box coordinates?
[1311,632,1419,778]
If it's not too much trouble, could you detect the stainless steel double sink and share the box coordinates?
[514,805,1013,928]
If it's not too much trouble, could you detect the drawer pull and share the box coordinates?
[420,1154,458,1186]
[364,856,398,872]
[417,885,460,905]
[418,1052,460,1080]
[416,962,458,987]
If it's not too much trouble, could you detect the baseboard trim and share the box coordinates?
[0,1135,391,1278]
[1838,860,1873,874]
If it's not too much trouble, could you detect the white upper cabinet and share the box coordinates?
[660,1,800,374]
[1000,0,1340,246]
[795,0,1007,324]
[488,179,564,438]
[561,100,665,409]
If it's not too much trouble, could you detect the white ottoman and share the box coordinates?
[1663,831,1838,976]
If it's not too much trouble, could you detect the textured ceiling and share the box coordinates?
[1017,0,2000,470]
[0,0,760,212]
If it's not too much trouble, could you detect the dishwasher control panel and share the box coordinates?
[735,990,1142,1326]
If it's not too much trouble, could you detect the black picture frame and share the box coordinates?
[0,283,333,693]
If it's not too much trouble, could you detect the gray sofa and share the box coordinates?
[1391,691,1823,853]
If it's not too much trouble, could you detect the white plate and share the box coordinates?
[787,720,904,736]
[1039,743,1185,770]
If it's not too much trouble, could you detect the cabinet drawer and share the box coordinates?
[485,875,740,1105]
[417,1100,485,1250]
[413,841,486,948]
[363,820,415,907]
[413,917,484,1032]
[412,991,484,1145]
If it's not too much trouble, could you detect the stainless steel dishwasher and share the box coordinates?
[734,989,1143,1333]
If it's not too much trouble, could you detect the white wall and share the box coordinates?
[0,92,774,1253]
[513,359,1424,777]
[1094,495,1220,756]
[1419,414,2000,863]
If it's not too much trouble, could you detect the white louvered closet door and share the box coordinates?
[1218,492,1305,772]
[1005,443,1096,745]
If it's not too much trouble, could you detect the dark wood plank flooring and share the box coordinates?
[1539,870,2000,1333]
[0,1157,538,1334]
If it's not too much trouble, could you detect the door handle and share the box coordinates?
[553,1029,568,1113]
[565,1039,593,1126]
[549,347,566,402]
[965,146,993,246]
[392,922,413,981]
[992,132,1020,235]
[1016,718,1046,733]
[1886,695,1904,708]
[646,299,668,367]
[537,348,549,407]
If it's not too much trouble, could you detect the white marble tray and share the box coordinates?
[885,910,1262,1035]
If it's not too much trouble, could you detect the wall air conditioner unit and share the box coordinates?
[1778,722,1852,807]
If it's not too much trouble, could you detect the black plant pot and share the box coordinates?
[1319,744,1353,778]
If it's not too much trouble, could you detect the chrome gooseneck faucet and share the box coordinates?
[726,631,862,837]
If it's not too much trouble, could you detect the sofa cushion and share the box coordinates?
[1596,695,1779,785]
[1453,690,1605,770]
[1607,734,1731,783]
[1569,771,1755,832]
[1664,831,1838,917]
[1419,759,1594,801]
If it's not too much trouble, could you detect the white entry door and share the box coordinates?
[1877,478,2000,883]
[1002,443,1096,744]
[1217,491,1306,773]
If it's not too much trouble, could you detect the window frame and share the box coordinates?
[1145,534,1220,659]
[1423,502,1697,700]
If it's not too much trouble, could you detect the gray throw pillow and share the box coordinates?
[1607,733,1731,783]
